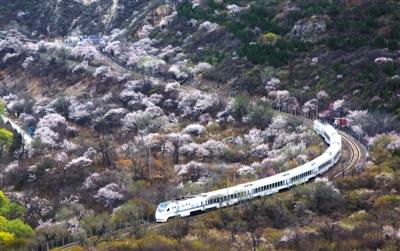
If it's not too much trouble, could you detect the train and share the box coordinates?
[155,120,342,222]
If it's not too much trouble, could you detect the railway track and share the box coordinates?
[334,131,363,178]
[55,130,365,251]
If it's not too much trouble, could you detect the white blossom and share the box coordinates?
[237,165,255,176]
[137,24,155,39]
[302,99,317,114]
[34,126,59,146]
[141,133,164,149]
[374,57,393,64]
[317,90,329,99]
[189,62,212,74]
[34,113,67,147]
[93,65,116,81]
[183,124,206,136]
[175,161,206,177]
[94,183,123,207]
[83,173,101,189]
[65,156,93,170]
[68,99,93,124]
[198,21,220,32]
[71,44,99,61]
[62,140,78,152]
[244,128,265,146]
[72,60,89,73]
[122,105,169,133]
[265,78,280,92]
[168,64,189,79]
[332,99,345,111]
[138,56,167,73]
[248,144,270,158]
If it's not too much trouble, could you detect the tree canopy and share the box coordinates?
[0,191,33,248]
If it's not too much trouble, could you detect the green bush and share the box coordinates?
[232,95,250,120]
[237,39,307,66]
[248,105,273,129]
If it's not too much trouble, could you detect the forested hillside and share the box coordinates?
[0,0,399,250]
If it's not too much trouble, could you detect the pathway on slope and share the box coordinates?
[1,115,33,145]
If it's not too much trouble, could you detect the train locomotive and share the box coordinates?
[155,120,342,222]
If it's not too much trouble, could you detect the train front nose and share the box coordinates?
[155,211,167,222]
[155,203,169,222]
[155,210,162,222]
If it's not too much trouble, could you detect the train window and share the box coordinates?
[157,203,169,212]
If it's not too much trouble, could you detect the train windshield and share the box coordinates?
[157,202,169,212]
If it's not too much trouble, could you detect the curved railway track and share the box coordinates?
[333,131,363,178]
[55,130,365,251]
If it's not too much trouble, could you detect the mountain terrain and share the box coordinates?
[0,0,399,250]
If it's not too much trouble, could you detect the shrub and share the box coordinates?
[231,95,250,120]
[97,234,180,251]
[248,104,273,129]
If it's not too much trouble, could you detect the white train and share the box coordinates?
[155,120,341,222]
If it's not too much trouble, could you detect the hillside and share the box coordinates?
[0,0,399,250]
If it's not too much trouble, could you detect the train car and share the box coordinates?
[155,120,342,222]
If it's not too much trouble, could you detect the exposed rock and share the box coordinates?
[291,15,330,43]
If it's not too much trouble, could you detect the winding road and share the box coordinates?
[1,115,33,145]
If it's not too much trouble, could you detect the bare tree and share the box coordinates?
[164,218,191,245]
[97,135,114,168]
